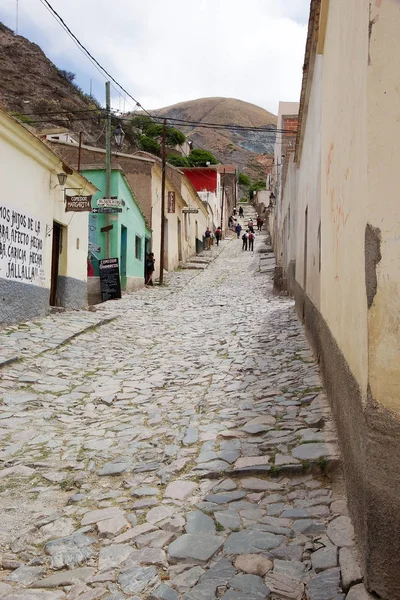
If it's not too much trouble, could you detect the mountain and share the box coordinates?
[152,97,277,176]
[0,22,102,144]
[0,22,276,177]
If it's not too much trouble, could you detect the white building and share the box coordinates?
[0,109,96,324]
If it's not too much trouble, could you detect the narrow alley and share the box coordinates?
[0,231,364,600]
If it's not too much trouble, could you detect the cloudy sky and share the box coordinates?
[0,0,309,115]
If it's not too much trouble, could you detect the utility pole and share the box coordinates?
[105,81,111,258]
[220,169,226,233]
[159,119,167,285]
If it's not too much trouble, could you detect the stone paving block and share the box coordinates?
[339,547,362,591]
[165,480,198,501]
[327,516,355,547]
[168,534,225,563]
[345,583,375,599]
[224,529,284,554]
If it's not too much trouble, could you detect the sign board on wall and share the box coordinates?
[99,257,121,301]
[167,191,175,213]
[0,206,44,284]
[97,198,122,207]
[65,195,92,212]
[92,207,122,214]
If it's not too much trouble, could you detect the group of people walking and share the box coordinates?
[205,207,265,253]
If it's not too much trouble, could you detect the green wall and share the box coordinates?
[84,169,150,287]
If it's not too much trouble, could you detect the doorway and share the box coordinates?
[120,225,127,291]
[177,217,182,262]
[50,222,62,306]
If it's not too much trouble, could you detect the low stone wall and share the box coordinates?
[291,276,400,600]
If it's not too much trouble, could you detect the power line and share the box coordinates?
[38,0,150,116]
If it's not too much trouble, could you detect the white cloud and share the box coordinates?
[0,0,309,115]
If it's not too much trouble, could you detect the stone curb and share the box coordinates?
[0,316,117,369]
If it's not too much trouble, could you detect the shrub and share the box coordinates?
[188,148,219,167]
[58,69,76,83]
[239,172,251,186]
[167,154,190,167]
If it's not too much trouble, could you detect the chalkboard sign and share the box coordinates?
[99,258,121,301]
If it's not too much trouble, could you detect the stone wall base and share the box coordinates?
[57,276,87,310]
[292,277,400,600]
[0,279,50,325]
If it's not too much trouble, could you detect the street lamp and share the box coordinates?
[57,172,67,186]
[114,125,125,147]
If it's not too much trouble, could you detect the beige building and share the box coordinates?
[150,161,208,281]
[0,109,96,325]
[275,1,400,597]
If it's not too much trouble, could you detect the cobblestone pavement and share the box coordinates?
[0,231,370,599]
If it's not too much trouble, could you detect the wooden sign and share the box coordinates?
[65,195,92,212]
[167,191,175,213]
[99,258,121,302]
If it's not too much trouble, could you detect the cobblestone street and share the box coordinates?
[0,234,366,599]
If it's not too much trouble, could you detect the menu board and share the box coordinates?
[99,258,121,301]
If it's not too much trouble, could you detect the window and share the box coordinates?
[135,235,142,260]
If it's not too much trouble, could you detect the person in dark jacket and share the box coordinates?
[235,223,242,239]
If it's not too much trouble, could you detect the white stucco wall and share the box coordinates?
[295,55,323,308]
[0,111,93,295]
[367,0,400,413]
[320,0,369,393]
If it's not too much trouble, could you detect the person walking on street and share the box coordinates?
[239,206,244,218]
[248,219,254,233]
[205,227,212,250]
[242,230,248,251]
[257,216,263,232]
[248,230,255,252]
[215,226,222,246]
[235,223,242,239]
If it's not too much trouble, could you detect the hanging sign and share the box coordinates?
[97,198,122,207]
[65,195,92,212]
[183,209,199,214]
[99,257,121,301]
[167,191,175,213]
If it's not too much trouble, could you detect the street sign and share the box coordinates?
[99,258,121,301]
[65,195,92,212]
[92,207,122,214]
[183,209,199,214]
[98,198,122,207]
[167,191,175,213]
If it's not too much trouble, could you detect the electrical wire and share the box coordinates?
[38,0,149,116]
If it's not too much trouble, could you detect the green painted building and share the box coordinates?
[83,167,151,302]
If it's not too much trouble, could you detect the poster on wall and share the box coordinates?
[167,191,175,213]
[0,206,44,284]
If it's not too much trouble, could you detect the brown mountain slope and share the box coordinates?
[152,97,277,176]
[0,22,102,143]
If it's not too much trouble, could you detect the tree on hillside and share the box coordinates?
[167,154,190,167]
[249,179,266,199]
[238,172,251,187]
[139,135,161,156]
[188,148,219,167]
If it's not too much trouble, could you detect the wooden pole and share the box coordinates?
[159,119,167,285]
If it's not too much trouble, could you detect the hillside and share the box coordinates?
[0,22,102,144]
[152,97,277,176]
